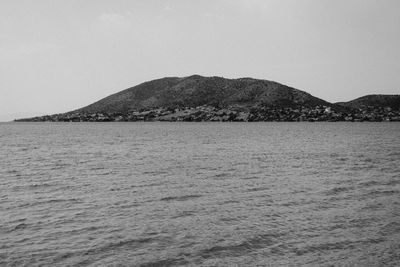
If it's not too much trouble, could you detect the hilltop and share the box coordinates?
[336,95,400,110]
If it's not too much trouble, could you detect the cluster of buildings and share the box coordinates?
[247,106,400,122]
[342,106,400,122]
[17,105,400,122]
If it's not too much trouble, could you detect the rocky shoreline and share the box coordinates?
[15,105,400,122]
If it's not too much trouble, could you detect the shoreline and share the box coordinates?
[14,105,400,123]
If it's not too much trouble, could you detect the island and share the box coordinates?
[15,75,400,122]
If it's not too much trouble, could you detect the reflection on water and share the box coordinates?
[0,122,399,266]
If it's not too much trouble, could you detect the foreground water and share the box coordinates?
[0,122,399,266]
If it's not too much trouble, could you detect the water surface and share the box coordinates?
[1,122,399,266]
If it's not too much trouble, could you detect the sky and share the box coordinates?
[1,0,399,121]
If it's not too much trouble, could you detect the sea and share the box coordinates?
[1,122,399,266]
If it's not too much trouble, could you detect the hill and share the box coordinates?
[14,75,400,122]
[74,75,330,114]
[336,94,400,109]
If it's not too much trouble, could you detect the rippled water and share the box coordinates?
[1,122,399,266]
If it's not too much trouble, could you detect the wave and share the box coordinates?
[139,257,188,267]
[199,233,281,259]
[324,186,354,195]
[294,238,385,256]
[13,223,28,231]
[160,194,202,202]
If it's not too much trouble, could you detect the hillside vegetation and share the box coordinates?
[336,95,400,110]
[75,75,330,114]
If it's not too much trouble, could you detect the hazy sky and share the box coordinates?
[1,0,399,121]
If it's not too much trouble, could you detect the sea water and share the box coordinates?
[1,122,399,266]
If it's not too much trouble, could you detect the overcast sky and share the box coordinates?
[1,0,399,121]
